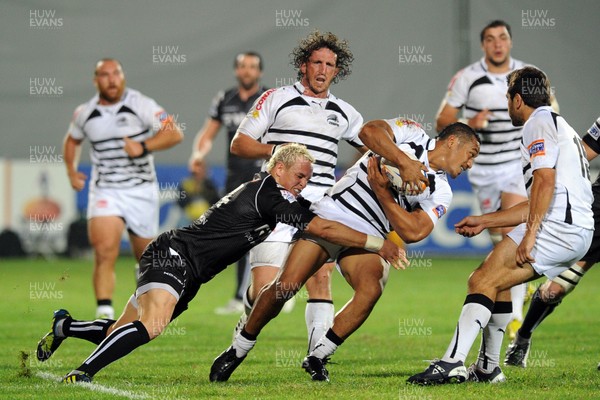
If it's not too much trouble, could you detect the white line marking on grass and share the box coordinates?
[36,371,149,399]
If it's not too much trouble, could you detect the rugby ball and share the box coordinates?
[380,153,426,195]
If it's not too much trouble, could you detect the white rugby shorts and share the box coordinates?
[468,161,527,214]
[87,183,159,238]
[507,221,593,278]
[249,241,292,269]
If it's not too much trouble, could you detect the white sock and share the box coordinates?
[442,295,493,363]
[510,283,526,321]
[96,305,114,319]
[477,302,512,373]
[309,329,342,359]
[305,301,334,354]
[232,331,256,358]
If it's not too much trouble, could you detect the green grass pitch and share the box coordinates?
[1,256,598,399]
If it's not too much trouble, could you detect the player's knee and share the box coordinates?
[538,280,565,304]
[140,317,168,340]
[467,269,485,292]
[547,264,586,302]
[92,240,120,259]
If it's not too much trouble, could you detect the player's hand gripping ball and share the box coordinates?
[380,154,427,196]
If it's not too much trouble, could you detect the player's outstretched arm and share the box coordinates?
[359,120,428,193]
[455,201,530,237]
[366,156,433,243]
[304,217,408,270]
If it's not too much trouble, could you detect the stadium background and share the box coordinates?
[1,0,599,256]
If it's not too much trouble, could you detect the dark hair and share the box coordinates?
[438,122,480,144]
[480,20,512,43]
[234,52,263,71]
[290,30,353,84]
[507,66,551,108]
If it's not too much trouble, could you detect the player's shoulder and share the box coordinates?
[256,174,296,203]
[71,96,98,123]
[327,93,362,120]
[524,106,556,134]
[386,117,428,139]
[511,58,529,69]
[253,86,286,109]
[464,59,487,75]
[124,87,149,101]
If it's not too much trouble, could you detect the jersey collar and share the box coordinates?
[294,81,331,99]
[479,57,515,73]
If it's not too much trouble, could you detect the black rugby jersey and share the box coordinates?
[209,87,268,191]
[167,174,315,283]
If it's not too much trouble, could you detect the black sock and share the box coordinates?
[77,320,150,376]
[240,328,257,341]
[325,328,344,346]
[97,299,112,307]
[518,288,559,340]
[64,318,116,345]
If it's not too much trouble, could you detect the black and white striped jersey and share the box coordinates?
[327,118,452,237]
[238,81,364,191]
[68,88,166,189]
[445,57,527,166]
[521,107,593,229]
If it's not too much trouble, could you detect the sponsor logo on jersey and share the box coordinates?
[395,118,422,129]
[432,205,446,219]
[279,189,295,203]
[327,114,339,126]
[528,139,546,159]
[254,88,277,111]
[588,122,600,140]
[116,116,128,127]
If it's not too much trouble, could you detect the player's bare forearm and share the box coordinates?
[359,120,428,189]
[359,120,404,166]
[305,217,369,248]
[191,118,220,161]
[305,217,407,268]
[459,201,529,232]
[147,116,184,151]
[230,131,273,159]
[527,168,555,234]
